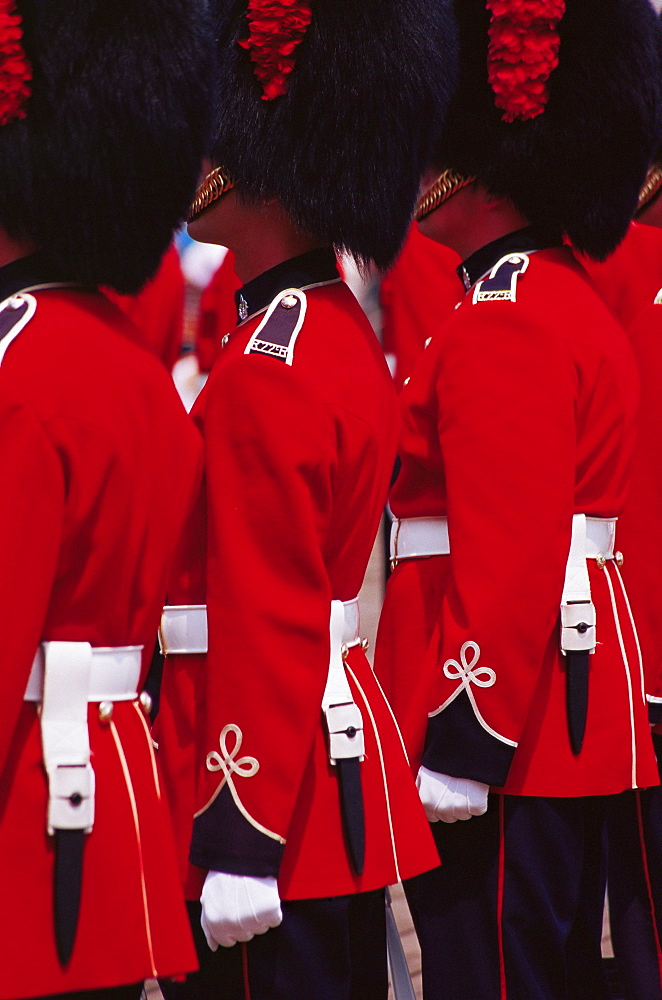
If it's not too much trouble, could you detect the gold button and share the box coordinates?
[403,377,411,386]
[98,701,114,724]
[280,294,298,309]
[615,551,624,567]
[221,333,230,347]
[361,638,370,652]
[424,337,432,349]
[596,555,606,570]
[139,691,153,718]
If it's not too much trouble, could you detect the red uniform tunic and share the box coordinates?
[0,256,200,997]
[614,301,662,721]
[577,221,662,329]
[105,243,186,373]
[577,223,662,722]
[380,225,463,389]
[159,249,438,903]
[376,235,658,797]
[195,249,240,375]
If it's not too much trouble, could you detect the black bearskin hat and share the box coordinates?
[636,9,662,216]
[207,0,458,271]
[433,0,660,260]
[0,2,214,293]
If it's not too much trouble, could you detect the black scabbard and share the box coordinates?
[336,757,365,876]
[54,828,85,966]
[566,649,590,755]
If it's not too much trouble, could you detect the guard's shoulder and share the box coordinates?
[0,292,37,366]
[472,253,529,305]
[244,287,307,366]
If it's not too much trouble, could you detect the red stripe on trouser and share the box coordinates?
[242,941,252,1000]
[635,789,662,987]
[498,796,507,1000]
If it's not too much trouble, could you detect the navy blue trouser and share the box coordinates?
[405,794,612,1000]
[160,890,388,1000]
[608,735,662,1000]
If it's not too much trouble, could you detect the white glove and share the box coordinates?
[200,871,283,950]
[416,766,489,823]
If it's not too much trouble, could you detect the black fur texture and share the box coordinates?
[434,0,660,260]
[209,0,458,270]
[0,1,214,293]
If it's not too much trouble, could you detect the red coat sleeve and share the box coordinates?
[0,394,65,776]
[422,304,577,785]
[190,353,337,876]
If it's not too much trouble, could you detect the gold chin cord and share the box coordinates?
[637,163,662,215]
[415,169,476,222]
[188,166,236,222]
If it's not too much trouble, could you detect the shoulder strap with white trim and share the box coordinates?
[0,292,37,366]
[472,253,529,304]
[244,288,307,366]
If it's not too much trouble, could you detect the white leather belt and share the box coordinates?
[25,644,142,703]
[24,642,142,838]
[160,604,208,655]
[160,599,361,655]
[390,515,618,564]
[390,516,450,564]
[583,517,617,560]
[341,597,361,649]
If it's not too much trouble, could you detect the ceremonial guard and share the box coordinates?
[373,2,661,998]
[589,151,662,1000]
[0,2,213,997]
[155,1,457,997]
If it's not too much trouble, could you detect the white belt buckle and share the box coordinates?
[326,702,365,760]
[560,602,596,653]
[47,763,95,835]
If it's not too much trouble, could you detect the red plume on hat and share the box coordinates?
[0,0,31,125]
[487,0,565,122]
[239,0,313,100]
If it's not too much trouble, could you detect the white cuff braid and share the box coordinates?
[416,766,489,823]
[200,871,282,950]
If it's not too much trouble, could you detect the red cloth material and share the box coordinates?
[195,250,240,374]
[612,302,662,725]
[105,243,186,372]
[577,221,662,329]
[375,247,658,797]
[577,222,662,730]
[159,279,439,902]
[380,225,463,388]
[0,288,201,996]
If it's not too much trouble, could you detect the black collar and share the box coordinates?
[0,252,79,303]
[458,225,563,291]
[235,247,340,324]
